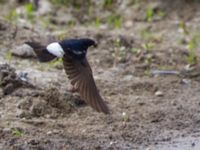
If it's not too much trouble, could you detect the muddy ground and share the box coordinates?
[1,0,200,149]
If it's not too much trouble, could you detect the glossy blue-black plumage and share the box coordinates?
[59,38,96,60]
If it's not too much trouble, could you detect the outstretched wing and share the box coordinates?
[25,42,57,62]
[63,55,109,114]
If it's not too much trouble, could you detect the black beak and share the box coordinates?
[93,43,98,48]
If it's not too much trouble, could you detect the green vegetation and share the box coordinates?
[0,0,6,3]
[146,7,154,22]
[140,27,163,43]
[94,18,101,28]
[36,63,46,71]
[5,3,36,23]
[25,3,36,21]
[144,69,151,76]
[12,128,24,137]
[41,17,51,29]
[146,7,166,22]
[186,32,200,64]
[50,0,82,8]
[140,27,152,40]
[112,38,128,65]
[5,51,13,63]
[179,21,189,35]
[131,48,141,54]
[183,27,200,64]
[48,58,63,69]
[5,9,19,22]
[103,0,114,8]
[107,14,122,28]
[129,0,141,5]
[178,21,200,64]
[142,42,155,51]
[157,10,166,19]
[186,51,197,65]
[50,0,71,5]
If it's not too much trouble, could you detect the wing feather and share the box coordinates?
[63,55,109,114]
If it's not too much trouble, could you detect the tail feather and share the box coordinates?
[25,42,57,62]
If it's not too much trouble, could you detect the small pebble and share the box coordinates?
[184,64,194,71]
[109,141,114,145]
[122,112,126,117]
[181,79,191,85]
[145,146,156,150]
[52,129,60,134]
[47,129,59,135]
[11,44,35,58]
[3,128,11,133]
[191,142,195,147]
[124,20,133,28]
[155,91,164,97]
[37,0,52,16]
[122,112,129,122]
[47,131,53,135]
[123,75,133,81]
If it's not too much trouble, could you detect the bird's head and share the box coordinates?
[80,38,97,48]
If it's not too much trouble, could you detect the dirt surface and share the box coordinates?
[1,0,200,149]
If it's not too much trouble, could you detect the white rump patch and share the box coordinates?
[46,42,64,57]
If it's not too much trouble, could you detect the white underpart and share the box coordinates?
[46,42,64,57]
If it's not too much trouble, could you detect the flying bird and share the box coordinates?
[25,38,109,114]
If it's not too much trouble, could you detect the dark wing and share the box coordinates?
[25,42,56,62]
[63,55,109,114]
